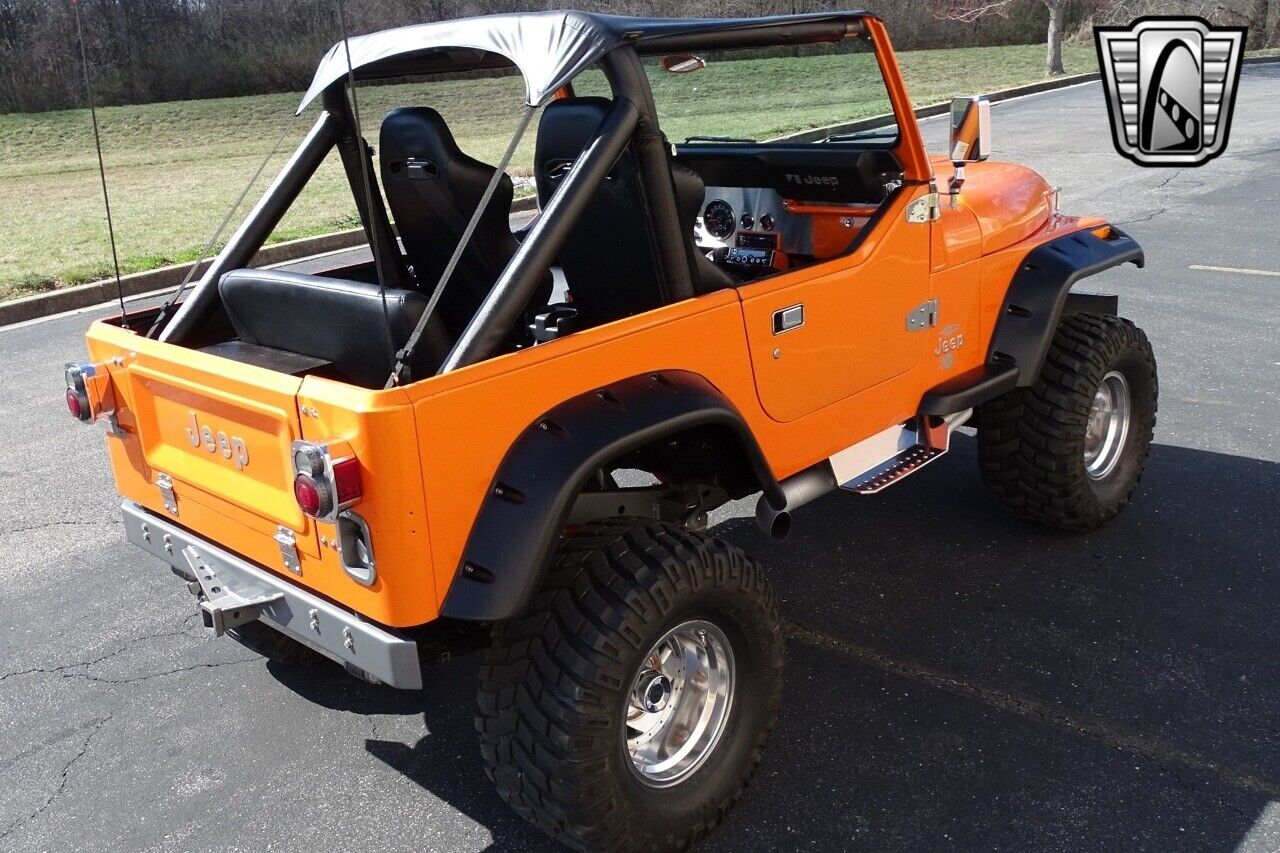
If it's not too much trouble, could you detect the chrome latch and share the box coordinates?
[155,473,178,515]
[274,526,301,574]
[771,303,805,335]
[906,298,939,331]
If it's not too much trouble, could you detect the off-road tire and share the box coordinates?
[227,620,325,666]
[976,313,1157,530]
[477,518,784,852]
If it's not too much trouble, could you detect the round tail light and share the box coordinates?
[66,388,89,421]
[293,475,329,518]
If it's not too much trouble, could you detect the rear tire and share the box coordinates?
[976,313,1157,530]
[477,519,784,852]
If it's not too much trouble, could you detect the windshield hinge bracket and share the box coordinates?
[906,192,941,224]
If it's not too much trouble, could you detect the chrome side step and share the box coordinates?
[842,444,946,494]
[754,409,972,539]
[830,409,971,495]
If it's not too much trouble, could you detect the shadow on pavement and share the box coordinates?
[272,439,1280,851]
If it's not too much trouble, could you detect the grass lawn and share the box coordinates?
[1,42,1097,302]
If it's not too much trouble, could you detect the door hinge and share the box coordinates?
[274,526,301,574]
[906,192,941,224]
[906,298,939,331]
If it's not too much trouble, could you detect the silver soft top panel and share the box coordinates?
[297,9,867,112]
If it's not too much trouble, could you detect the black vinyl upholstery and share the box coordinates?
[380,107,551,339]
[219,269,450,388]
[535,97,731,330]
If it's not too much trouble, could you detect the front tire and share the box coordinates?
[976,313,1157,530]
[477,519,784,852]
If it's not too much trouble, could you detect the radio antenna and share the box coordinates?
[71,0,129,330]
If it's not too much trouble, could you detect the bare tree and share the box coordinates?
[930,0,1072,75]
[0,0,1064,113]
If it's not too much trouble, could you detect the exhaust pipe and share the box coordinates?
[755,461,837,540]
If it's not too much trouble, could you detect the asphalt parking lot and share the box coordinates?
[2,65,1279,851]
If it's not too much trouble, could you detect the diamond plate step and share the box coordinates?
[842,444,947,494]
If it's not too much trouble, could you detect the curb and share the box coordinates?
[0,195,538,329]
[777,70,1101,143]
[6,55,1276,330]
[781,54,1279,144]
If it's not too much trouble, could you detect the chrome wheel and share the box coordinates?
[1084,370,1131,480]
[626,619,735,788]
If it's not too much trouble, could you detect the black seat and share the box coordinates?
[219,269,450,388]
[380,107,551,340]
[535,97,731,330]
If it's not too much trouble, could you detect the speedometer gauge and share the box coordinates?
[702,200,735,239]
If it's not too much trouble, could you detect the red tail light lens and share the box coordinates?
[64,363,94,422]
[290,441,361,521]
[66,388,88,421]
[331,457,362,506]
[293,475,325,517]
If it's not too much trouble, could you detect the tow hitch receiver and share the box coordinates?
[184,546,283,636]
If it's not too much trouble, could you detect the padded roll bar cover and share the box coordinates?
[218,269,449,388]
[989,226,1143,387]
[440,371,783,622]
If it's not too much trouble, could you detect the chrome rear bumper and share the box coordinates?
[121,501,422,689]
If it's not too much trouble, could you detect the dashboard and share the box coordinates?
[695,186,822,256]
[693,185,890,275]
[679,144,903,279]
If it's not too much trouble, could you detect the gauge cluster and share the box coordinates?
[696,187,796,253]
[702,200,735,239]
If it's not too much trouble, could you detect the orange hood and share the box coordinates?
[931,155,1055,255]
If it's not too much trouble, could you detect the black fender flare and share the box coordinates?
[989,225,1144,387]
[440,370,782,622]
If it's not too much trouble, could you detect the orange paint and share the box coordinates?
[80,17,1120,629]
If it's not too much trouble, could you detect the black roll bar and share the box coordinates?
[600,47,695,307]
[160,110,340,343]
[325,87,410,289]
[439,96,641,372]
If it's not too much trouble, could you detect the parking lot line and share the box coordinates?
[1190,264,1280,278]
[787,621,1280,800]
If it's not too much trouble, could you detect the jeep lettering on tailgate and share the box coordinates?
[185,411,249,470]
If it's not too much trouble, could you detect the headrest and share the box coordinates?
[535,97,616,199]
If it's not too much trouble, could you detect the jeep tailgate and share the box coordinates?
[85,320,319,558]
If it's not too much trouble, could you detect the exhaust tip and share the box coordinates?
[754,495,792,541]
[767,510,791,540]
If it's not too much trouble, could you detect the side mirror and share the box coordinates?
[946,96,991,208]
[661,53,707,74]
[949,95,991,164]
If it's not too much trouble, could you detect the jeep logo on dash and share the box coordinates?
[185,411,249,470]
[784,173,840,188]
